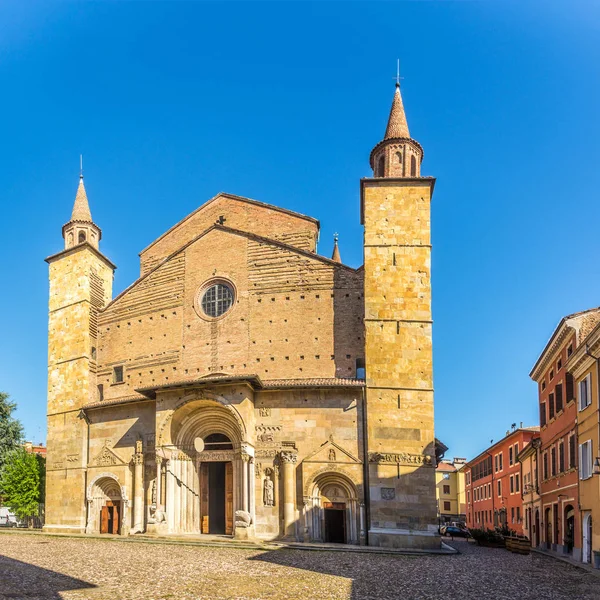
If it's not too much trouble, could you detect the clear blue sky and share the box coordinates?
[1,2,599,460]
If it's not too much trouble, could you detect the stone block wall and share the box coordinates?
[362,178,438,549]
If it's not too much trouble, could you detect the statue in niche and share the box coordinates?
[329,448,336,462]
[263,469,274,507]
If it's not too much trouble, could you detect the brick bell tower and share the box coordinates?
[44,174,115,533]
[361,79,439,549]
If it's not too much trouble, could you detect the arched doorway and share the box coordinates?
[161,397,250,537]
[564,505,575,553]
[583,513,593,563]
[86,475,124,535]
[545,507,552,549]
[534,509,540,547]
[199,434,234,535]
[307,471,359,545]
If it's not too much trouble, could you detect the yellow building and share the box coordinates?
[436,459,466,524]
[567,321,600,564]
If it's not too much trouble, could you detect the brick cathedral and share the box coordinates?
[45,82,439,549]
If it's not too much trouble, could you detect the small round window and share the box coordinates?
[200,283,234,318]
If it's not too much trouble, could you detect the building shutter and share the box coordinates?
[556,384,563,413]
[566,372,574,402]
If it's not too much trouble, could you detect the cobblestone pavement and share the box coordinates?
[0,534,598,600]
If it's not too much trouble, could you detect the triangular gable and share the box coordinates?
[90,442,127,467]
[302,435,361,464]
[102,224,359,315]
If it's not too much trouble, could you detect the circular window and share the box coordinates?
[200,282,234,318]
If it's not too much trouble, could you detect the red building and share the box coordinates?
[529,308,600,561]
[464,427,539,535]
[24,442,46,458]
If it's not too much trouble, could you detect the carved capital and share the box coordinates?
[280,451,298,464]
[241,452,251,463]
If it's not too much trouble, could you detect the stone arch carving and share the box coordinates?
[86,472,127,501]
[157,391,247,448]
[304,466,359,499]
[85,473,128,535]
[305,468,361,544]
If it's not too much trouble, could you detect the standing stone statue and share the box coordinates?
[263,475,274,507]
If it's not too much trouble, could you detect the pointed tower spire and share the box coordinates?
[369,63,423,179]
[384,83,410,140]
[70,175,93,222]
[331,233,341,263]
[62,170,102,250]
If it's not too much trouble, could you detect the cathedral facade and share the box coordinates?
[45,83,439,548]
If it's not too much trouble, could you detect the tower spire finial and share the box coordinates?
[394,59,402,88]
[79,154,83,180]
[384,62,409,140]
[331,232,341,263]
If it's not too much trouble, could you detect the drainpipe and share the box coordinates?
[361,385,370,545]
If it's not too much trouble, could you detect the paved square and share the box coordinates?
[0,534,597,599]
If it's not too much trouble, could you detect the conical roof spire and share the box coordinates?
[384,83,410,140]
[70,174,93,222]
[331,233,341,263]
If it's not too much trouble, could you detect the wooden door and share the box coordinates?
[100,506,109,534]
[225,462,233,535]
[200,463,209,534]
[111,503,120,534]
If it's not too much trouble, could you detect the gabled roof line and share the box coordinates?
[529,306,600,379]
[139,192,320,257]
[102,223,359,313]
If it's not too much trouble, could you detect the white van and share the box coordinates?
[0,507,19,527]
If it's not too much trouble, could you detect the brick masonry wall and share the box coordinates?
[139,195,319,275]
[96,227,363,404]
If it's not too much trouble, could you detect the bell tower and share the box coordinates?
[361,80,439,549]
[44,174,115,533]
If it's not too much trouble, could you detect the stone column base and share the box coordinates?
[368,528,441,550]
[234,525,256,541]
[43,524,86,535]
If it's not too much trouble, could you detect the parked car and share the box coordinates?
[0,508,18,527]
[441,525,471,538]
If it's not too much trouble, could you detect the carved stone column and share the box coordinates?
[241,452,250,513]
[132,441,145,534]
[359,503,366,545]
[249,458,256,524]
[155,457,163,512]
[303,497,310,542]
[280,450,298,539]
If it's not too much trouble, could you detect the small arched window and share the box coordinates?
[204,433,233,450]
[78,231,86,243]
[410,155,417,177]
[396,151,402,163]
[377,155,385,178]
[67,232,74,247]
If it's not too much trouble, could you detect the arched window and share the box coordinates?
[396,151,402,163]
[410,155,417,177]
[204,433,233,450]
[78,231,86,243]
[377,155,385,178]
[68,232,74,247]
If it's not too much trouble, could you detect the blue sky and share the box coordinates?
[1,2,599,460]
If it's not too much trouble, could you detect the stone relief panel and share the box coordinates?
[381,487,396,501]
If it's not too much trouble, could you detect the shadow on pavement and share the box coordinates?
[0,553,96,599]
[249,547,428,600]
